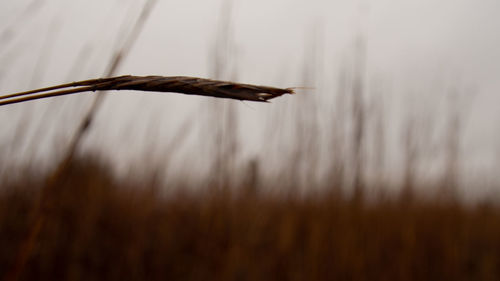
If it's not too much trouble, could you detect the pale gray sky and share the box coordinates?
[1,0,499,197]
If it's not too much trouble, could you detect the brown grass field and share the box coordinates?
[1,156,499,281]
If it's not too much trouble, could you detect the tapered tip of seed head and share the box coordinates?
[288,86,312,92]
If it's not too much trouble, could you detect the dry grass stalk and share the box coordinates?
[1,75,293,281]
[0,75,294,106]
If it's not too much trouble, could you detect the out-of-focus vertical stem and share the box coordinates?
[5,1,157,280]
[351,35,366,201]
[71,0,158,158]
[441,89,462,200]
[401,114,417,202]
[328,67,348,192]
[209,0,238,191]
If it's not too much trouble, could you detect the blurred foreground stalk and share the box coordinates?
[4,0,159,280]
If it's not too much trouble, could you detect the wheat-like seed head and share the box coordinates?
[0,75,294,106]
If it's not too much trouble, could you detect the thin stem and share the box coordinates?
[0,86,94,106]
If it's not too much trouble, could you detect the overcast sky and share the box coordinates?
[1,0,499,196]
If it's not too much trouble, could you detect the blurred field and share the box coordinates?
[1,155,500,281]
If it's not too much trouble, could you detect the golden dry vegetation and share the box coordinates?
[1,156,499,281]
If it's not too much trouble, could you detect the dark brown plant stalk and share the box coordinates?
[5,2,158,280]
[0,75,294,106]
